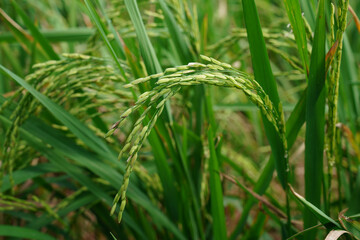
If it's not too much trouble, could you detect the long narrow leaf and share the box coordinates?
[304,0,326,237]
[158,0,194,63]
[290,186,340,229]
[0,225,56,240]
[283,0,310,74]
[242,0,287,190]
[339,210,360,239]
[84,0,127,80]
[208,126,227,240]
[0,28,94,43]
[124,0,162,74]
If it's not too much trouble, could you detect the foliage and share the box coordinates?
[0,0,359,239]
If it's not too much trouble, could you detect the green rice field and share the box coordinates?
[0,0,360,239]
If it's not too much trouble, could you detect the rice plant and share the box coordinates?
[0,0,359,239]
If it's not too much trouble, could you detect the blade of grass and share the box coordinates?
[0,225,56,240]
[304,0,326,238]
[91,0,126,60]
[283,0,310,75]
[208,126,227,240]
[158,0,194,63]
[241,1,290,235]
[84,0,127,80]
[123,0,161,75]
[242,0,288,190]
[0,28,95,43]
[339,210,360,239]
[290,185,340,229]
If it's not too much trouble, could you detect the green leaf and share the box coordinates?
[339,210,360,240]
[283,0,310,74]
[110,232,118,240]
[241,0,287,190]
[158,0,194,63]
[290,185,340,229]
[0,225,56,240]
[124,0,162,75]
[208,126,227,240]
[0,28,94,43]
[304,0,326,237]
[83,0,127,80]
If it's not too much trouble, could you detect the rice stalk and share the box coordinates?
[325,0,350,217]
[108,55,287,223]
[327,0,350,168]
[0,194,38,211]
[0,54,131,190]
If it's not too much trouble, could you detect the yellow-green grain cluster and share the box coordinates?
[108,55,287,223]
[0,54,130,191]
[327,0,350,166]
